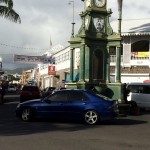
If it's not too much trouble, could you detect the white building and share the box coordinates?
[38,45,80,89]
[110,18,150,83]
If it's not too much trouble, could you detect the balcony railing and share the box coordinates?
[110,55,123,63]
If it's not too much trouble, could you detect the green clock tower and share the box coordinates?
[67,0,124,102]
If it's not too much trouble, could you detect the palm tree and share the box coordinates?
[0,0,21,23]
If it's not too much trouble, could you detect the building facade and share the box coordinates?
[110,19,150,83]
[38,46,80,89]
[36,19,150,89]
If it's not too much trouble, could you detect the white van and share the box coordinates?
[126,83,150,110]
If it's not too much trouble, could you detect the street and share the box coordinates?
[0,94,150,150]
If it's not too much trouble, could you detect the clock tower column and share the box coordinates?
[67,0,124,103]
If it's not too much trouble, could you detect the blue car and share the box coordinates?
[16,89,119,125]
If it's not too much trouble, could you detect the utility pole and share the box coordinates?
[116,0,123,83]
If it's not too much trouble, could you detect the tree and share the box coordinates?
[0,0,21,23]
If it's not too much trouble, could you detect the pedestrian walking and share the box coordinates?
[0,83,6,104]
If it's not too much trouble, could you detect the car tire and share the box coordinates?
[21,108,34,121]
[84,110,99,125]
[129,101,140,115]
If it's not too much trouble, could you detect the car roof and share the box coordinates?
[54,89,88,93]
[48,87,56,89]
[23,85,39,87]
[22,85,39,90]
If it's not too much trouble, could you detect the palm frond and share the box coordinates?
[0,0,13,5]
[0,0,13,9]
[0,0,12,4]
[0,6,21,23]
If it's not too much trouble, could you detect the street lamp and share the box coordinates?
[117,0,123,36]
[68,0,75,37]
[0,57,2,71]
[115,0,123,83]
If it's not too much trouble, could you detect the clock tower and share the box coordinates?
[67,0,123,102]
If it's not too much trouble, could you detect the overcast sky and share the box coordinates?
[0,0,150,68]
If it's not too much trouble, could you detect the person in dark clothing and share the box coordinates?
[123,83,128,103]
[0,84,6,104]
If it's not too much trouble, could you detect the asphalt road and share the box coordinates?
[0,94,150,150]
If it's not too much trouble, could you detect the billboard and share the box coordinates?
[14,54,55,64]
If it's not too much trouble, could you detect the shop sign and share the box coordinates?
[48,66,56,75]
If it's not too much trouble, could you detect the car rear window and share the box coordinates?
[86,90,113,101]
[22,86,39,91]
[9,85,15,88]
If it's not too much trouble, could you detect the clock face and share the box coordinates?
[95,0,105,7]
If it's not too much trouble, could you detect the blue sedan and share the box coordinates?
[16,89,119,125]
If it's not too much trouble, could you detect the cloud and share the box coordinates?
[0,0,149,69]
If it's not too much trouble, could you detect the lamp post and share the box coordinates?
[116,0,123,83]
[0,57,2,71]
[117,0,123,36]
[68,0,75,37]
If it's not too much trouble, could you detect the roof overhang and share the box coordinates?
[122,32,150,36]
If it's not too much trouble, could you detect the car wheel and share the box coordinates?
[129,101,140,115]
[21,108,33,121]
[84,110,99,125]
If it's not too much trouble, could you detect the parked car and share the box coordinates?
[127,83,150,110]
[41,87,56,98]
[16,89,119,125]
[7,85,17,92]
[20,85,41,103]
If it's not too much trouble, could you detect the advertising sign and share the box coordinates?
[48,66,56,75]
[131,52,149,58]
[14,54,55,64]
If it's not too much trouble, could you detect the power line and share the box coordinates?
[0,42,50,51]
[0,42,66,56]
[0,42,51,55]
